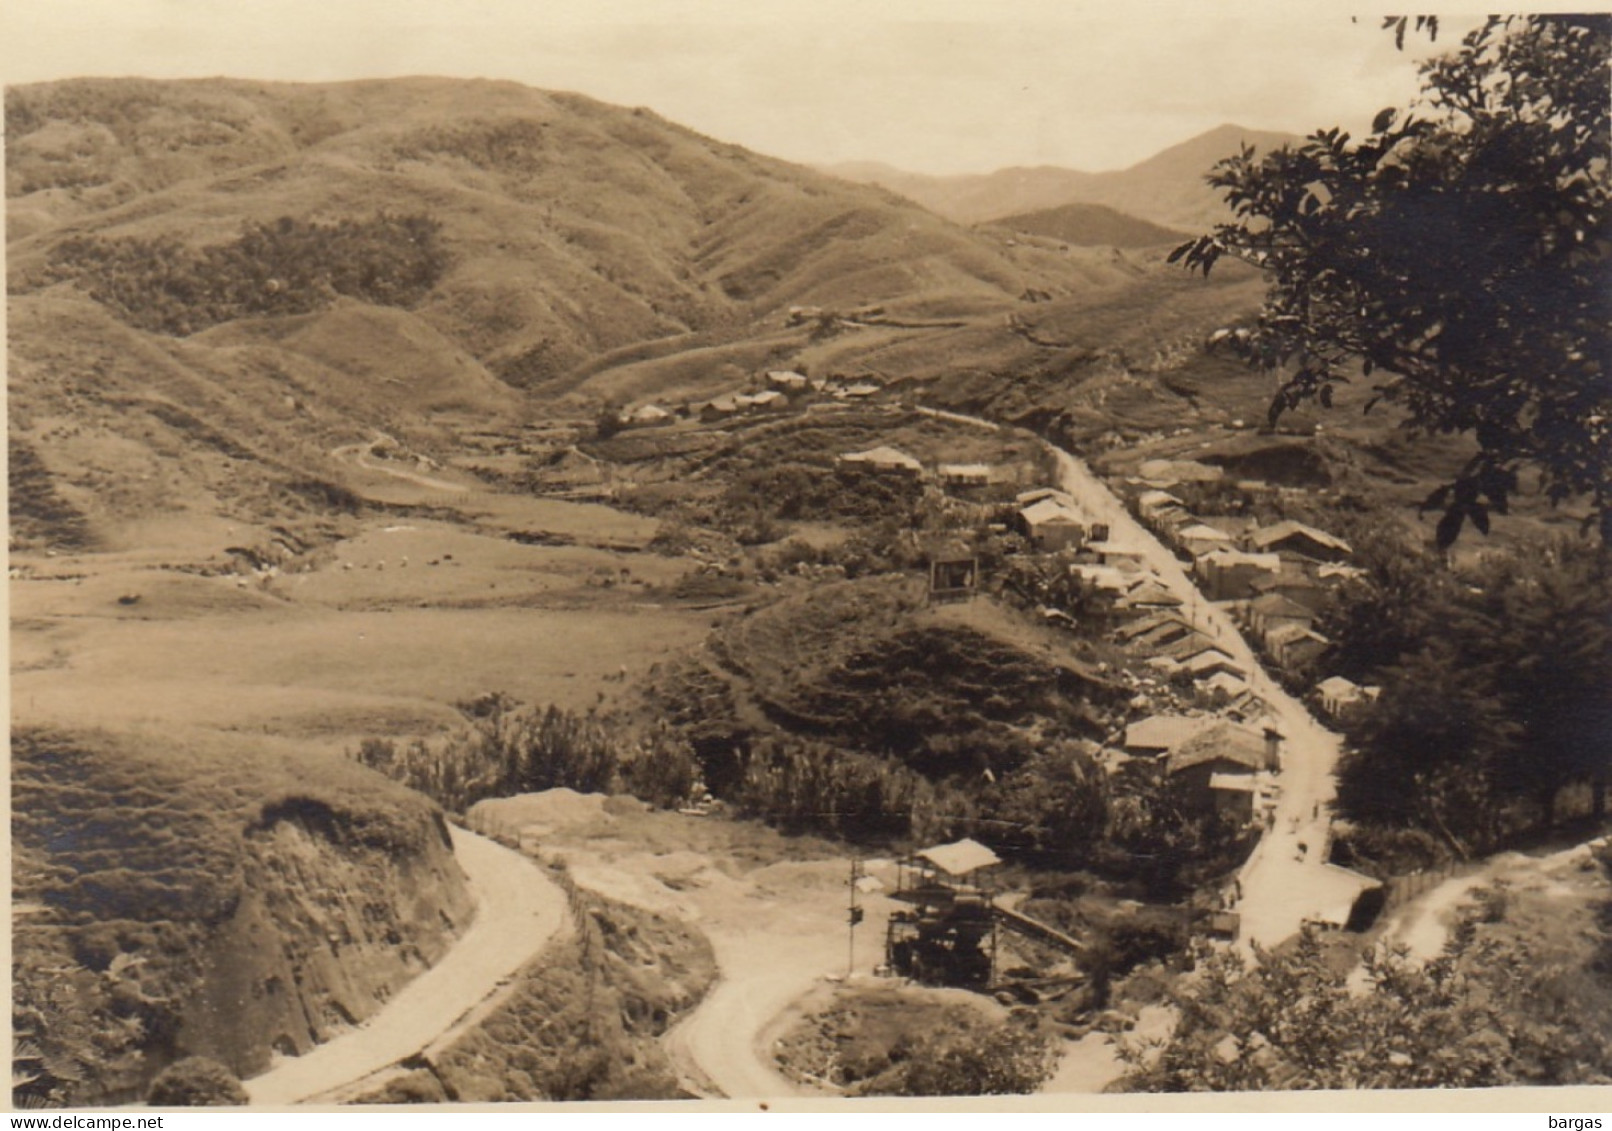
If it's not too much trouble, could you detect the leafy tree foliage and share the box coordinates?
[1119,859,1612,1092]
[1175,16,1612,543]
[1323,530,1612,853]
[875,1019,1058,1096]
[47,213,449,336]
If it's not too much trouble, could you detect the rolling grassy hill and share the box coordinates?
[988,202,1188,248]
[7,76,1185,543]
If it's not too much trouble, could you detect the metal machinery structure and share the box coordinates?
[885,838,1002,987]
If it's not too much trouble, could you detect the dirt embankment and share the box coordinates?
[11,727,475,1106]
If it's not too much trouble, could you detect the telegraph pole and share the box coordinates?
[847,857,864,980]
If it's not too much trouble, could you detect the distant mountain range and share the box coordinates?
[820,124,1303,230]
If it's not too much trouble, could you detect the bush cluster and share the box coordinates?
[47,213,448,336]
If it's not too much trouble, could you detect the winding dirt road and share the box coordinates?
[244,826,568,1106]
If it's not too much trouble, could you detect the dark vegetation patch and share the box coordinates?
[8,434,94,550]
[44,213,449,336]
[774,986,1056,1096]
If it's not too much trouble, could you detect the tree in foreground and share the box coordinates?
[1118,893,1612,1092]
[1174,16,1611,545]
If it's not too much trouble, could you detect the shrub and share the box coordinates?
[145,1057,247,1107]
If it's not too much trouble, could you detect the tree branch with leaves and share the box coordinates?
[1173,16,1611,546]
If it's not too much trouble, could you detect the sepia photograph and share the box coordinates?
[5,0,1609,1113]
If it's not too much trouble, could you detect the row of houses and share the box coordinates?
[834,445,1002,492]
[616,370,889,430]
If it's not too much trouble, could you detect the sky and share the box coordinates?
[1,0,1479,174]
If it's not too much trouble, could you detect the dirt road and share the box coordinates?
[244,825,568,1106]
[1381,839,1607,962]
[330,435,471,495]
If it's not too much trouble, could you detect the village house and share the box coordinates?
[1301,865,1386,932]
[1129,617,1200,650]
[1266,622,1330,670]
[1195,548,1282,601]
[1018,497,1087,551]
[1117,580,1184,612]
[834,382,882,401]
[938,463,993,489]
[625,403,673,428]
[1317,675,1380,717]
[1248,569,1329,613]
[1136,488,1185,521]
[765,369,810,392]
[1200,669,1250,702]
[1207,772,1265,822]
[839,445,923,476]
[1070,562,1145,597]
[741,389,787,412]
[1122,714,1211,757]
[1248,520,1353,564]
[1114,609,1187,640]
[1017,486,1077,508]
[1175,522,1235,559]
[1166,719,1282,809]
[699,394,743,422]
[1247,592,1316,639]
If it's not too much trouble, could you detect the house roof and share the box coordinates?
[840,446,921,471]
[704,395,741,413]
[1251,593,1316,619]
[1185,650,1246,676]
[1121,582,1183,607]
[1316,675,1362,698]
[1267,623,1329,647]
[1209,772,1260,793]
[1020,498,1085,527]
[1019,487,1077,507]
[628,403,671,420]
[915,838,1002,877]
[1162,631,1222,659]
[746,389,785,405]
[1167,720,1270,775]
[1124,715,1210,753]
[939,463,992,478]
[1251,520,1353,556]
[1137,622,1200,650]
[766,369,808,386]
[1074,565,1145,594]
[1115,610,1189,640]
[1177,523,1233,543]
[1303,865,1384,928]
[1203,671,1248,695]
[1138,488,1184,508]
[1200,549,1282,571]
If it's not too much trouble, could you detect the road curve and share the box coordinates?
[244,825,568,1106]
